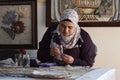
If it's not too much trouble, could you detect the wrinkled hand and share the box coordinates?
[61,54,74,64]
[50,47,61,56]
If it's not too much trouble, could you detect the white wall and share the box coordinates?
[26,0,47,58]
[83,27,120,80]
[36,0,120,80]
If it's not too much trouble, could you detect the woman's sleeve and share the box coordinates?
[37,27,54,63]
[72,32,97,67]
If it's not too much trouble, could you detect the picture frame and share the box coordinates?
[46,0,120,27]
[0,0,37,49]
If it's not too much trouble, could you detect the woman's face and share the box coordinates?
[59,21,75,36]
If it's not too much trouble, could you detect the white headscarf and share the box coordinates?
[50,9,83,49]
[60,9,79,27]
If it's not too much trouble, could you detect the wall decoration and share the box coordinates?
[0,0,37,49]
[46,0,120,27]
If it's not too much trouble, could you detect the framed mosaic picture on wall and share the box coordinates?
[0,0,37,49]
[46,0,120,27]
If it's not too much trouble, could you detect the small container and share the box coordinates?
[18,49,30,67]
[20,53,30,67]
[15,54,21,66]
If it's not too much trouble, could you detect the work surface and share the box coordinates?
[0,66,115,80]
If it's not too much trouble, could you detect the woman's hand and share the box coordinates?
[50,47,61,56]
[61,54,74,64]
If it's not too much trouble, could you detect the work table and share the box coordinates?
[0,66,116,80]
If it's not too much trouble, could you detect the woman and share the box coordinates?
[37,9,97,67]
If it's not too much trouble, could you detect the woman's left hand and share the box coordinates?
[61,54,74,64]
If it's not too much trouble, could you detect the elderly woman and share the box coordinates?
[37,9,96,67]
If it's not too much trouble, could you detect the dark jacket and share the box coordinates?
[37,24,97,67]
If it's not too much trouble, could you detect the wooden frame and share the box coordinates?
[0,0,37,49]
[46,0,120,27]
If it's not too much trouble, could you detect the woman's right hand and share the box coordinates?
[50,47,61,56]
